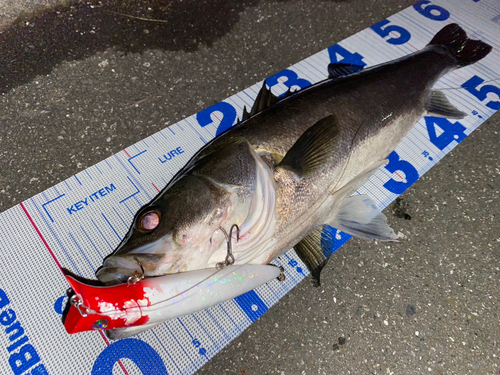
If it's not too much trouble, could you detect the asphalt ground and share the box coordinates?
[0,1,499,374]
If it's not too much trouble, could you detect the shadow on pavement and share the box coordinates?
[0,0,264,94]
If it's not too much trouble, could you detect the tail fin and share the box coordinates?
[429,23,492,67]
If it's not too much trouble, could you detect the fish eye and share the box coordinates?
[137,210,161,232]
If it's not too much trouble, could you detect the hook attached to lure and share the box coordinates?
[216,224,240,270]
[127,257,145,285]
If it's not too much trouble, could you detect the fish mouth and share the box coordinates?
[96,253,165,285]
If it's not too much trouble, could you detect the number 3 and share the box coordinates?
[383,151,419,194]
[266,69,312,97]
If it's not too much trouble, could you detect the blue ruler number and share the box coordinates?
[266,69,312,97]
[197,102,237,136]
[462,75,500,110]
[370,20,411,45]
[192,339,207,356]
[288,258,304,275]
[425,117,467,150]
[92,339,168,375]
[413,1,450,21]
[383,151,419,195]
[327,44,366,66]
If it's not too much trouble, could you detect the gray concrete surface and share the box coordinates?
[0,0,65,30]
[0,0,498,374]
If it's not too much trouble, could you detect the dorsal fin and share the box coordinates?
[294,225,336,287]
[242,105,251,121]
[282,86,296,99]
[249,80,280,117]
[328,63,364,79]
[239,80,301,123]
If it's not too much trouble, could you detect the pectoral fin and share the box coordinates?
[278,115,341,177]
[294,225,336,287]
[329,194,398,241]
[425,90,466,119]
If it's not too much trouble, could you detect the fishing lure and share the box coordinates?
[63,264,282,337]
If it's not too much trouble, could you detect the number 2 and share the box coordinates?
[196,102,237,136]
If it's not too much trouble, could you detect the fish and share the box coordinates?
[82,24,490,339]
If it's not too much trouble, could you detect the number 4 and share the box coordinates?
[425,116,467,151]
[327,44,366,66]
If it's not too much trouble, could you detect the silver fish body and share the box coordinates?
[96,24,491,295]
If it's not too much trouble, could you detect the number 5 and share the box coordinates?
[461,75,500,110]
[370,20,411,45]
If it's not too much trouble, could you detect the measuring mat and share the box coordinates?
[1,1,499,374]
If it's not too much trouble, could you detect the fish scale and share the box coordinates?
[0,1,499,374]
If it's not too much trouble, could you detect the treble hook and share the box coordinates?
[127,257,145,285]
[216,224,240,270]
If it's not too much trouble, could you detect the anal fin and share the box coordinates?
[329,194,399,241]
[294,225,336,287]
[425,90,466,119]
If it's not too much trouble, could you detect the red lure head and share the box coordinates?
[62,272,150,334]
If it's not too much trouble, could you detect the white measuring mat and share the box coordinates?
[1,1,499,374]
